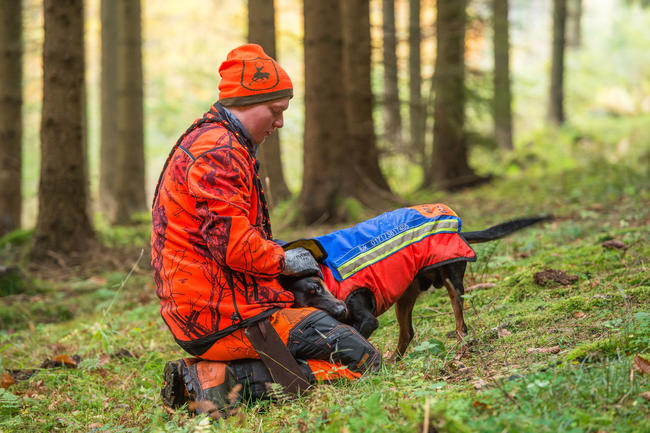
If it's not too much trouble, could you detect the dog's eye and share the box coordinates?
[308,289,317,296]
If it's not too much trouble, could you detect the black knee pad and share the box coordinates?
[287,310,382,373]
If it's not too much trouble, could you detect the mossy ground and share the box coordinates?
[1,121,649,432]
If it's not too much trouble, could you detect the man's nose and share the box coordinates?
[273,115,283,129]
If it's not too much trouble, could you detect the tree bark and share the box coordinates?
[493,0,513,149]
[382,0,402,148]
[113,0,146,224]
[428,0,479,190]
[99,0,119,220]
[0,0,22,236]
[300,0,347,224]
[341,0,391,193]
[548,0,567,125]
[567,0,582,49]
[409,0,427,171]
[248,0,291,205]
[300,0,400,224]
[32,0,94,260]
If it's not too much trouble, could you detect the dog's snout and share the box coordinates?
[332,302,348,321]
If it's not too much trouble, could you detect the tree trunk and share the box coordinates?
[300,0,347,224]
[0,0,22,236]
[428,0,479,190]
[113,0,146,224]
[32,0,94,260]
[493,0,513,150]
[341,0,392,193]
[300,0,400,224]
[382,0,402,148]
[409,0,427,172]
[99,0,119,220]
[248,0,291,205]
[567,0,582,49]
[548,0,567,125]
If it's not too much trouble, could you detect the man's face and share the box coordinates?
[229,97,290,145]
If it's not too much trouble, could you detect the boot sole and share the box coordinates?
[161,361,188,408]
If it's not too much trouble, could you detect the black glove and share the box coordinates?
[282,247,321,277]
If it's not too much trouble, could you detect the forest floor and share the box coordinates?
[1,121,649,432]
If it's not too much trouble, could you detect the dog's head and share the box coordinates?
[279,276,348,321]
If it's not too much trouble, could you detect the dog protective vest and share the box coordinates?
[314,204,476,315]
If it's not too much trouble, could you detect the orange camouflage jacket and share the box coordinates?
[151,103,293,356]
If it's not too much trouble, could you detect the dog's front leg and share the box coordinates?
[393,281,422,360]
[346,289,379,338]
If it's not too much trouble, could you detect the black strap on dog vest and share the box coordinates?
[245,319,310,394]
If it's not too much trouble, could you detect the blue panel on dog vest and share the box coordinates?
[315,207,462,281]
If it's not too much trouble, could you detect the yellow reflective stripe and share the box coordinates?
[337,218,458,279]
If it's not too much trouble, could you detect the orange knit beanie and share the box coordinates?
[218,44,293,107]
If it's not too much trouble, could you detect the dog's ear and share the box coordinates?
[277,274,298,291]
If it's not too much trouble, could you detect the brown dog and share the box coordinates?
[280,216,550,358]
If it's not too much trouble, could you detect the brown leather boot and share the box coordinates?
[161,358,238,414]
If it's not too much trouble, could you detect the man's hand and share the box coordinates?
[282,247,321,277]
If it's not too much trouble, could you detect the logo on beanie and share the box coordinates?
[241,58,279,91]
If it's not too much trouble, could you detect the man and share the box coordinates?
[151,44,381,413]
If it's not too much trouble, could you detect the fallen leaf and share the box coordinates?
[574,311,587,319]
[188,399,222,418]
[465,283,497,293]
[111,348,135,359]
[602,239,628,250]
[54,354,79,366]
[88,422,102,429]
[98,353,111,367]
[1,373,14,388]
[162,405,175,416]
[472,400,488,409]
[497,327,512,338]
[526,346,561,354]
[297,418,310,433]
[633,355,650,375]
[41,354,81,369]
[640,392,650,401]
[227,383,242,405]
[472,379,488,390]
[88,276,107,286]
[534,269,578,286]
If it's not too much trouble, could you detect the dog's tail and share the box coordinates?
[461,215,553,244]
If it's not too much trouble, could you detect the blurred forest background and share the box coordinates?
[1,1,649,432]
[1,0,649,262]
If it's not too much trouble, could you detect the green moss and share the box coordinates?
[550,295,592,314]
[0,267,29,297]
[566,336,626,361]
[0,229,32,248]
